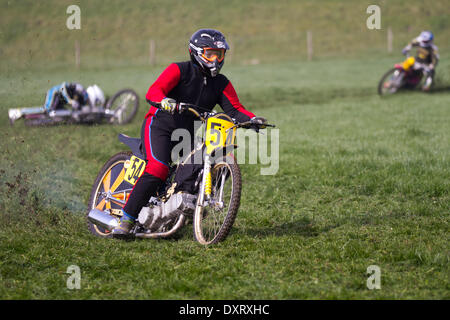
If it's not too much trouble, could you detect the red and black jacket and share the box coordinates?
[145,61,255,123]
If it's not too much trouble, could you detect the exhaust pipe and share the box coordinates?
[48,109,73,118]
[87,209,119,231]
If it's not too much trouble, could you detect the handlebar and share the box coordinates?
[151,101,275,131]
[177,103,207,121]
[151,101,209,120]
[226,120,276,132]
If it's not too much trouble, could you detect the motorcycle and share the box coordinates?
[8,88,139,126]
[86,103,274,245]
[378,56,430,96]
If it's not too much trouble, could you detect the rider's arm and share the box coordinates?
[73,83,88,105]
[218,78,255,123]
[60,82,84,109]
[145,63,181,104]
[402,38,415,55]
[402,44,412,55]
[59,82,74,105]
[402,37,420,55]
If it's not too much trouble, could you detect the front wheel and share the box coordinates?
[106,89,139,124]
[378,68,404,96]
[86,151,134,237]
[193,155,242,245]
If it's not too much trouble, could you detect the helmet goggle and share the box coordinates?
[201,48,225,62]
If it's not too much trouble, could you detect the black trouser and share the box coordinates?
[123,110,201,218]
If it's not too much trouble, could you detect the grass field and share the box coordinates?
[1,0,449,301]
[0,52,449,299]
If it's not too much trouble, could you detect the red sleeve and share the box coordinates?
[221,81,255,122]
[145,63,181,102]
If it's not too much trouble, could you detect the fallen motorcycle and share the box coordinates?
[8,88,139,126]
[87,103,274,245]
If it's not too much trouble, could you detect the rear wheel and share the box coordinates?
[86,152,134,237]
[106,89,139,124]
[378,68,404,96]
[193,155,242,245]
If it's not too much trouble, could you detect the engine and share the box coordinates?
[137,192,197,232]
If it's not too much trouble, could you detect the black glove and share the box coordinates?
[250,116,267,132]
[251,116,267,127]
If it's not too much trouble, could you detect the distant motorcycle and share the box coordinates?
[378,56,430,96]
[8,89,139,126]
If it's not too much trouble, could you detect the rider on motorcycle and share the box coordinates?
[112,28,267,237]
[44,82,105,115]
[401,31,439,91]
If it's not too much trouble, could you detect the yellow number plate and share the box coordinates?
[205,116,236,155]
[124,156,146,185]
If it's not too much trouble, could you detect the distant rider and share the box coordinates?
[401,31,439,91]
[43,82,105,115]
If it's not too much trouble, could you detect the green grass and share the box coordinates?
[1,0,449,301]
[1,53,449,299]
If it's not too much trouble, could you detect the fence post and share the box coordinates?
[75,40,80,68]
[149,39,156,65]
[307,30,313,61]
[387,27,393,53]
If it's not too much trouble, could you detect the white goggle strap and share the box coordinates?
[190,43,212,65]
[189,43,203,55]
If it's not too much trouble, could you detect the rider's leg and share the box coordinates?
[422,68,434,91]
[114,172,164,235]
[393,72,405,88]
[173,145,204,194]
[113,111,174,236]
[170,113,200,194]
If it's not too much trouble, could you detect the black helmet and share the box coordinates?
[189,29,230,77]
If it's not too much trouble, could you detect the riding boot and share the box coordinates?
[422,76,433,91]
[112,212,136,237]
[112,172,163,237]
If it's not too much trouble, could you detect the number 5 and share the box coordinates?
[209,122,222,146]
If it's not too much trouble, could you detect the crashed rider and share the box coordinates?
[43,82,105,115]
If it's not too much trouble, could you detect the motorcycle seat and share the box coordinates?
[118,134,145,159]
